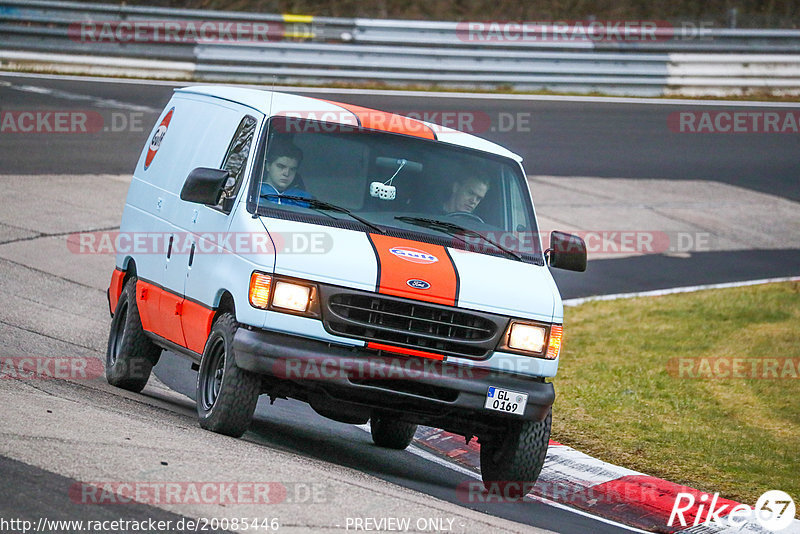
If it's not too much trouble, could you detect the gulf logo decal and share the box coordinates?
[389,246,438,264]
[369,234,459,307]
[144,107,174,170]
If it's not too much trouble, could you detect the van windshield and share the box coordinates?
[248,117,543,263]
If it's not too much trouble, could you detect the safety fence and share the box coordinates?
[2,0,800,96]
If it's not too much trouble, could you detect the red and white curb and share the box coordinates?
[413,428,800,533]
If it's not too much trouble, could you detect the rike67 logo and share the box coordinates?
[669,490,796,531]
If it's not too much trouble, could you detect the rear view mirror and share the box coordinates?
[548,231,587,272]
[180,167,230,205]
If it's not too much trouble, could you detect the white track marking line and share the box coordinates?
[0,79,160,113]
[2,71,800,107]
[564,276,800,306]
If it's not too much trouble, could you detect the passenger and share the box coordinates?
[260,143,312,206]
[442,176,490,214]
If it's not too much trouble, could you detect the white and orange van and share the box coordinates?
[106,86,586,497]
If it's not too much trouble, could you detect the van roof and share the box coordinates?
[175,86,523,163]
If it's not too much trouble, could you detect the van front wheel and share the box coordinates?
[196,313,260,437]
[479,411,551,500]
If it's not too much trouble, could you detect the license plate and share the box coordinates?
[484,387,527,416]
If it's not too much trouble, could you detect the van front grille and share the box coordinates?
[320,288,507,359]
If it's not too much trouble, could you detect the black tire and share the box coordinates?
[106,276,161,392]
[196,313,260,437]
[480,411,551,500]
[370,413,418,450]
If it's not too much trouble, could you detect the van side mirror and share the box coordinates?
[180,167,230,205]
[547,231,587,272]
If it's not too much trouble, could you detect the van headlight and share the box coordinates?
[272,281,312,312]
[500,321,562,359]
[248,272,320,317]
[508,323,547,353]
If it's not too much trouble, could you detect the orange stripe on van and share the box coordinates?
[368,234,459,307]
[135,280,187,348]
[181,299,215,354]
[135,280,161,336]
[323,100,436,140]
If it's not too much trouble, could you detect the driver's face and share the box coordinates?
[450,179,488,213]
[265,156,299,192]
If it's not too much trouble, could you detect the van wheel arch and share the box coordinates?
[215,290,236,322]
[122,258,137,285]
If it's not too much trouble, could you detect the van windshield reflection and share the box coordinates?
[250,118,542,261]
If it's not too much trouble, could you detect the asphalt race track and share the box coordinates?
[2,74,798,299]
[1,73,798,533]
[2,76,799,202]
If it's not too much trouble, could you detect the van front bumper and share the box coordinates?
[233,327,555,423]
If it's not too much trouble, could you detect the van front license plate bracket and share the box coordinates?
[484,386,527,416]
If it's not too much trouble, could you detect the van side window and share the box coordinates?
[218,115,257,212]
[507,172,528,233]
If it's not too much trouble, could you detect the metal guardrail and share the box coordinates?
[350,18,800,53]
[1,0,800,96]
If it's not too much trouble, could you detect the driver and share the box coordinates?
[442,176,490,214]
[260,142,312,206]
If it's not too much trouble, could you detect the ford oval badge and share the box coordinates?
[407,279,431,290]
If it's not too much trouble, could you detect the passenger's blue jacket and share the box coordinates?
[260,183,313,207]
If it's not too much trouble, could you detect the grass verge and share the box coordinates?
[552,281,800,510]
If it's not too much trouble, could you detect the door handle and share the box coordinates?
[167,235,174,259]
[188,243,195,266]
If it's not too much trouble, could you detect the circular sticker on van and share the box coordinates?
[144,107,174,170]
[406,279,431,290]
[389,247,438,264]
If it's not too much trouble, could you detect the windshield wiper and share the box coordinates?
[261,194,385,234]
[394,216,523,262]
